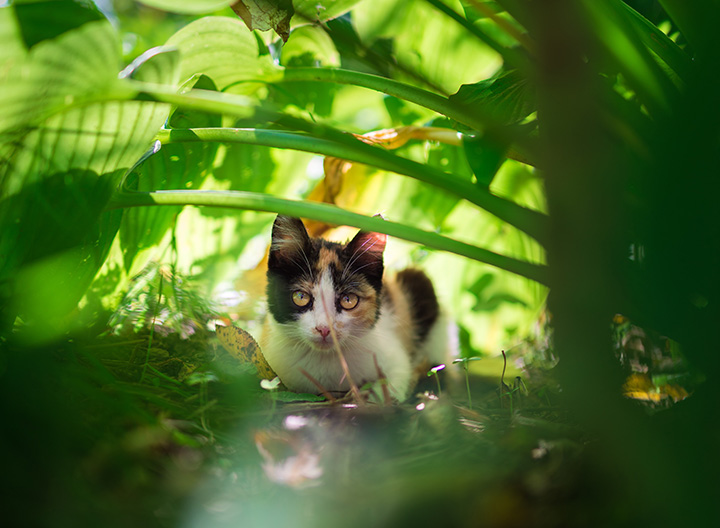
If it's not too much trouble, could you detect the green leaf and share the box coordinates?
[0,20,179,331]
[0,42,178,198]
[165,16,280,94]
[120,74,221,272]
[0,6,27,64]
[619,1,691,80]
[0,169,123,335]
[271,26,341,116]
[462,134,506,188]
[138,0,236,14]
[282,25,340,67]
[0,20,119,195]
[582,0,675,116]
[353,0,502,93]
[459,1,503,22]
[468,272,527,312]
[449,69,535,126]
[12,0,105,49]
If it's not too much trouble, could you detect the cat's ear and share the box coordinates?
[269,215,310,267]
[344,229,386,279]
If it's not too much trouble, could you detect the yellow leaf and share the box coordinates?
[622,373,689,403]
[303,126,461,237]
[216,324,276,379]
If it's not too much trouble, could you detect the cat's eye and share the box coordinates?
[292,290,311,307]
[339,293,359,310]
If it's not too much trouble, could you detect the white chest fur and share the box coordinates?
[261,306,413,401]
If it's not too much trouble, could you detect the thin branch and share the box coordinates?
[298,368,337,403]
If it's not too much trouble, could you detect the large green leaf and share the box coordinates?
[12,0,105,49]
[165,16,280,94]
[120,75,222,272]
[0,20,119,196]
[353,0,501,93]
[0,6,27,64]
[0,169,123,334]
[270,25,341,116]
[449,69,535,126]
[0,11,179,335]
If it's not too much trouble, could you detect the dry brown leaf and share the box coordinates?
[216,324,276,379]
[232,0,293,42]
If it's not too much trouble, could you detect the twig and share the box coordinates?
[372,353,392,405]
[299,368,337,403]
[322,291,364,406]
[500,349,507,409]
[140,273,163,383]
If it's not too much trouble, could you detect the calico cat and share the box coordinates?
[260,215,447,401]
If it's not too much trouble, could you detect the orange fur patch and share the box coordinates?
[316,247,340,274]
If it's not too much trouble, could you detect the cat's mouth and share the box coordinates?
[308,335,337,350]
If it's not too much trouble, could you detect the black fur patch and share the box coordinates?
[267,216,316,324]
[396,268,439,344]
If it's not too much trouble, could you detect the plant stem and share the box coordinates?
[434,372,442,395]
[279,67,481,128]
[500,349,507,409]
[276,68,538,163]
[141,272,163,384]
[107,189,549,285]
[156,127,548,244]
[124,80,545,241]
[464,363,473,410]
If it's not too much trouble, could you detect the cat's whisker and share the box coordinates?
[345,236,374,268]
[344,260,378,276]
[288,257,308,275]
[342,237,378,280]
[298,245,314,279]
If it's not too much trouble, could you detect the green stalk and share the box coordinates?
[279,67,469,123]
[156,126,547,244]
[276,68,538,164]
[123,80,547,242]
[107,190,549,285]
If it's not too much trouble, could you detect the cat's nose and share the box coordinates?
[315,325,331,339]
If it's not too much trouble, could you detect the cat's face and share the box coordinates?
[266,215,386,351]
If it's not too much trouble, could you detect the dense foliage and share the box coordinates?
[1,0,718,526]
